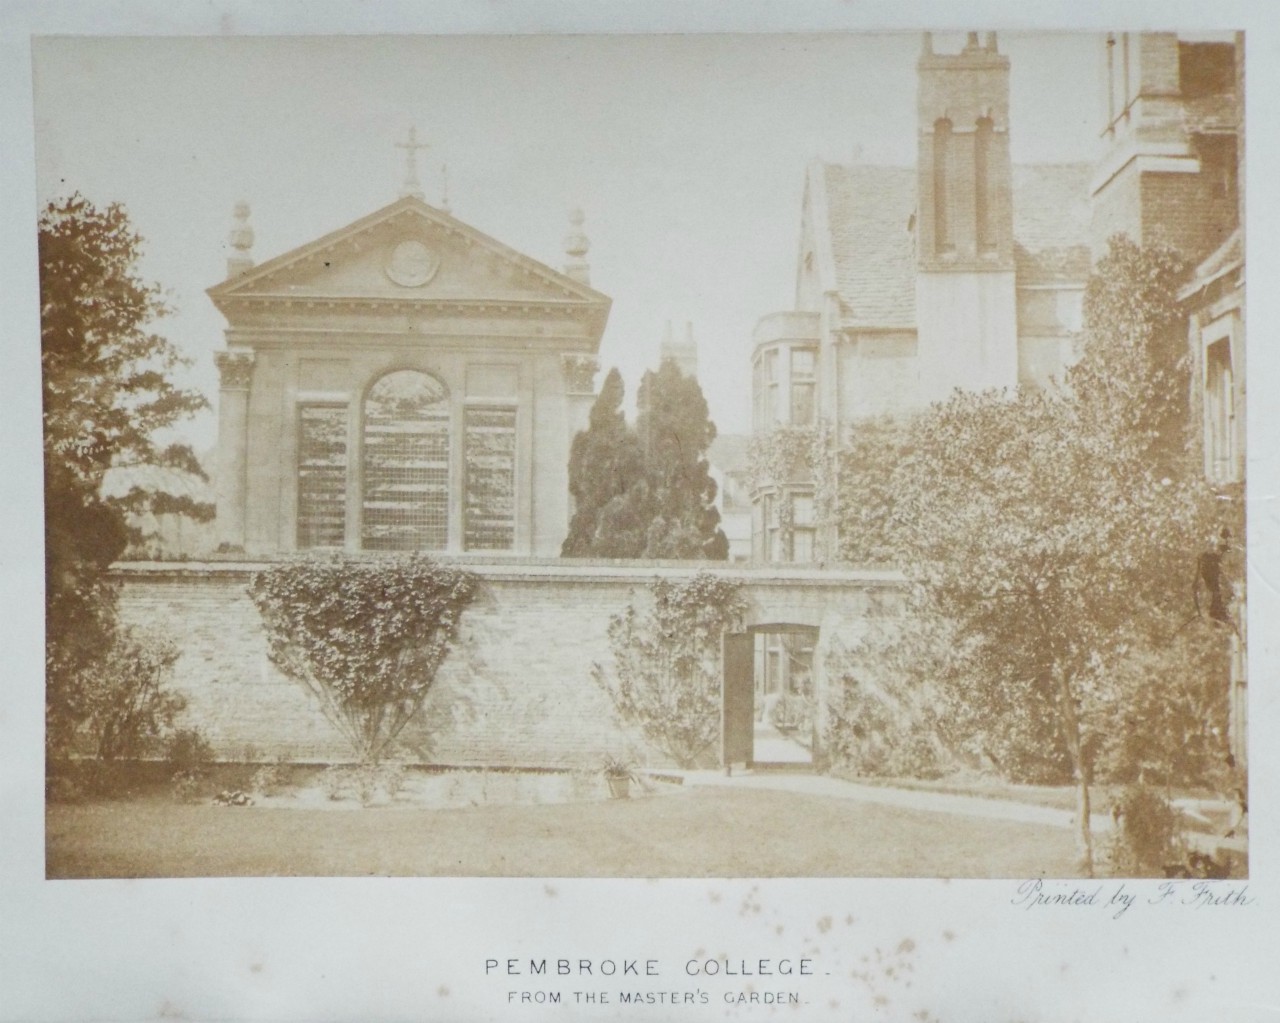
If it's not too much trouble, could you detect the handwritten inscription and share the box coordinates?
[1013,879,1254,919]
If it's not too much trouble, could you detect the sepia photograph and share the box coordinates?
[4,3,1278,1020]
[34,28,1248,882]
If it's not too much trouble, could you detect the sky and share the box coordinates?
[32,32,1103,449]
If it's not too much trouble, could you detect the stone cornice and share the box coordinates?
[214,294,610,348]
[214,292,607,312]
[235,332,600,354]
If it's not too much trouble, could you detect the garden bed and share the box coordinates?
[48,760,683,811]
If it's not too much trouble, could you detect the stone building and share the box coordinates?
[1090,30,1245,765]
[750,32,1092,563]
[1088,31,1244,488]
[209,177,611,558]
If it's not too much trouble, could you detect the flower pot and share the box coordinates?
[606,775,631,799]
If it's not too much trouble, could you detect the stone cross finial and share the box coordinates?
[396,126,429,199]
[441,162,451,213]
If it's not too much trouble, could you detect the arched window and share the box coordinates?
[362,369,450,550]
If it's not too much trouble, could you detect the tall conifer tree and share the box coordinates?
[600,358,728,560]
[562,359,729,560]
[561,368,643,557]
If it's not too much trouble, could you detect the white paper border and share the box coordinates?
[3,2,1278,1021]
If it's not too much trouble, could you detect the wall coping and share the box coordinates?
[109,557,906,589]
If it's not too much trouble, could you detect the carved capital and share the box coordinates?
[561,353,598,395]
[214,350,256,390]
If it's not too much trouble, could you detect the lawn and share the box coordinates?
[46,785,1081,878]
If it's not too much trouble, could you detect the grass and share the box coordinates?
[839,774,1241,835]
[46,785,1081,879]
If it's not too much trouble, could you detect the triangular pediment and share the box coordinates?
[208,196,610,312]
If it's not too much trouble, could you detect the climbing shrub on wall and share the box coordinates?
[593,572,747,768]
[746,420,837,560]
[249,555,476,765]
[822,635,949,780]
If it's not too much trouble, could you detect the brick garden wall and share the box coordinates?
[112,560,903,769]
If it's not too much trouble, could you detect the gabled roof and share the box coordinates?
[806,160,1092,327]
[207,194,611,314]
[813,163,918,327]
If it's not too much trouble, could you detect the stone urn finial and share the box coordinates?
[226,200,254,278]
[563,207,591,286]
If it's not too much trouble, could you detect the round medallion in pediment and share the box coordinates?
[385,239,440,287]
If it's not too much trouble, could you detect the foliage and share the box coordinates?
[747,424,824,488]
[249,763,288,798]
[829,239,1236,873]
[315,762,409,805]
[562,368,645,557]
[600,754,637,780]
[163,727,215,777]
[1075,235,1191,474]
[566,359,728,560]
[248,555,477,764]
[747,420,838,562]
[70,627,188,762]
[41,195,211,757]
[836,416,914,565]
[897,390,1215,869]
[823,640,948,780]
[768,693,814,735]
[1093,628,1233,789]
[1106,785,1187,876]
[594,572,746,767]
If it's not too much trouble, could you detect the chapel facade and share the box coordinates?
[209,185,610,558]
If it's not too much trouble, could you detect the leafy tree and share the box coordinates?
[832,239,1235,874]
[562,367,644,557]
[887,389,1216,871]
[593,572,746,767]
[40,195,211,755]
[595,359,728,559]
[248,555,476,764]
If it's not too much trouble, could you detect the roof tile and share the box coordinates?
[817,161,1091,325]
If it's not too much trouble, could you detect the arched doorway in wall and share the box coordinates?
[722,623,820,771]
[361,369,450,551]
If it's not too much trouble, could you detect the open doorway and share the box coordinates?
[753,626,818,765]
[722,625,819,771]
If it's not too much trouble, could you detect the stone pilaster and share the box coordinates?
[561,353,598,438]
[213,350,255,551]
